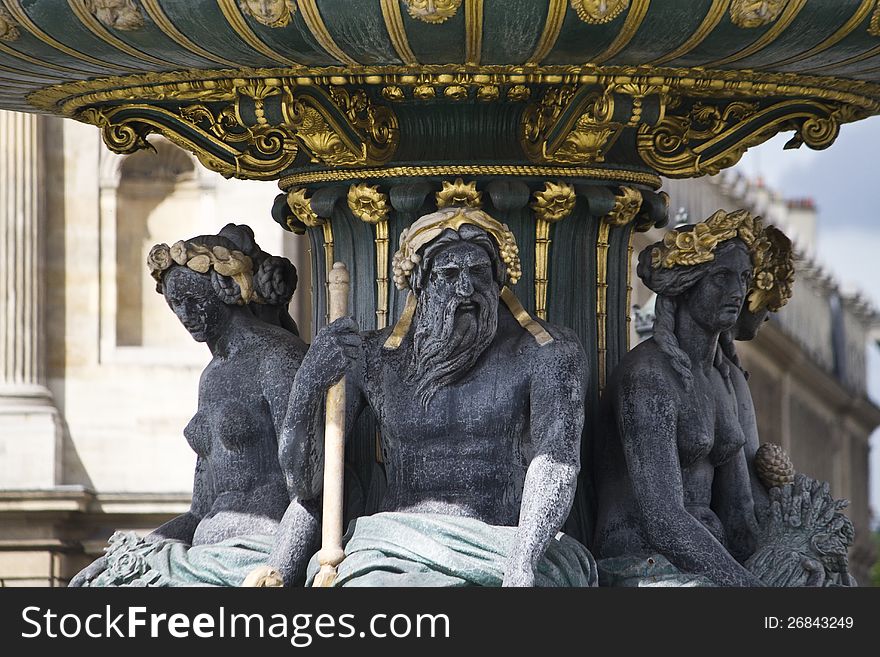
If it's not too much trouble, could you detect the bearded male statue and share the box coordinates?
[273,207,597,587]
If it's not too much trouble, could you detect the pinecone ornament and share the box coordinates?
[754,443,795,490]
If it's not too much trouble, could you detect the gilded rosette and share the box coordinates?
[436,178,483,209]
[347,183,390,224]
[603,186,643,226]
[531,181,576,223]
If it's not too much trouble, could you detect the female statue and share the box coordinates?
[720,225,795,513]
[593,209,767,586]
[70,227,316,587]
[721,227,857,587]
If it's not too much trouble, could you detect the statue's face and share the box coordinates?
[734,304,769,341]
[163,267,229,343]
[406,238,500,407]
[685,243,752,332]
[243,0,289,25]
[423,241,497,320]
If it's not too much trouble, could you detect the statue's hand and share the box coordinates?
[304,317,363,391]
[68,556,108,587]
[502,563,536,588]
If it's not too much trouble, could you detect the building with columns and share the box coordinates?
[0,110,308,586]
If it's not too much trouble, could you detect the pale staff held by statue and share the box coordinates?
[313,261,350,587]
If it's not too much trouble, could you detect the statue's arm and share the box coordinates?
[617,369,762,586]
[712,445,759,562]
[504,335,586,587]
[278,318,366,501]
[147,455,214,543]
[728,363,769,511]
[273,321,366,585]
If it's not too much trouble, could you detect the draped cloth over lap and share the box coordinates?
[305,512,598,587]
[82,531,274,587]
[597,554,715,587]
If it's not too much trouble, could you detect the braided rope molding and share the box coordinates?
[278,164,661,189]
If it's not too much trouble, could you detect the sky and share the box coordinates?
[733,117,880,526]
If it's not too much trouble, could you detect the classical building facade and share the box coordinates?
[1,110,878,585]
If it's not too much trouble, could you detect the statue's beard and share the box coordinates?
[405,288,499,409]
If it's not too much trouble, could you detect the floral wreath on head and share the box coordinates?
[651,208,770,277]
[147,240,255,304]
[384,207,549,350]
[391,207,522,291]
[747,225,794,313]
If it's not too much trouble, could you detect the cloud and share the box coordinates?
[736,116,880,230]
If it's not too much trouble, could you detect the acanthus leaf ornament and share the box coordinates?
[75,80,398,180]
[637,97,864,178]
[238,0,297,28]
[49,66,875,181]
[436,178,483,209]
[570,0,630,25]
[729,0,788,29]
[521,86,623,164]
[403,0,462,24]
[532,181,576,320]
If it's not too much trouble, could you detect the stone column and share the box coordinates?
[0,110,63,488]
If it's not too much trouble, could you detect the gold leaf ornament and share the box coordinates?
[507,85,531,102]
[604,186,643,225]
[747,225,794,313]
[531,181,576,223]
[84,0,145,31]
[403,0,462,24]
[570,0,630,25]
[0,7,19,41]
[436,178,483,209]
[347,184,390,224]
[286,188,322,228]
[729,0,787,29]
[651,209,768,273]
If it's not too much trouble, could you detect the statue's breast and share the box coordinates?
[710,389,747,466]
[208,399,267,451]
[184,411,211,457]
[676,408,714,470]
